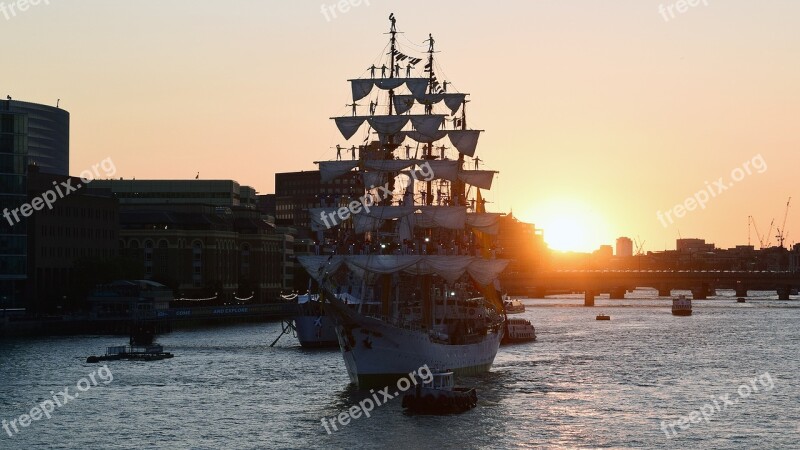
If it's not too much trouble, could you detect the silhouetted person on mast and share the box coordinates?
[425,34,435,52]
[473,156,481,169]
[369,65,377,78]
[336,145,343,160]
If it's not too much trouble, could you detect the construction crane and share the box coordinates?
[765,219,775,248]
[776,197,792,249]
[749,216,766,249]
[634,236,646,256]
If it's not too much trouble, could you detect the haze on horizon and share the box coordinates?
[4,0,799,252]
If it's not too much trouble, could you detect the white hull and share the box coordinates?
[332,313,502,387]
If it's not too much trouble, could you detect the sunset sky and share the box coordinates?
[5,0,799,252]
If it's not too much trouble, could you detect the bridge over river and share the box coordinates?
[503,270,800,305]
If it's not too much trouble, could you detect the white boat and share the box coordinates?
[297,15,508,388]
[502,317,536,344]
[503,296,525,314]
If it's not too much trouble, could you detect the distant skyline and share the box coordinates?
[5,0,799,252]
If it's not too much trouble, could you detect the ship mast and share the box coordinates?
[387,14,397,115]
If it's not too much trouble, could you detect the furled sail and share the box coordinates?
[398,129,483,157]
[409,115,445,136]
[309,207,342,231]
[415,206,467,229]
[403,255,474,284]
[442,93,467,114]
[319,160,359,182]
[393,93,467,115]
[406,160,459,182]
[334,117,367,140]
[400,129,449,143]
[458,170,496,190]
[447,130,482,157]
[363,159,419,172]
[466,213,502,235]
[297,255,347,282]
[393,95,416,115]
[353,214,383,234]
[360,206,416,220]
[361,171,385,189]
[299,255,508,287]
[467,259,510,286]
[426,160,460,181]
[367,116,408,134]
[350,78,429,102]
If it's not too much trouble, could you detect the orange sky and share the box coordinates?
[4,0,799,252]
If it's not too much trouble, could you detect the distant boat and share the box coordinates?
[737,297,746,303]
[503,296,525,314]
[596,314,610,320]
[401,371,477,414]
[87,344,173,363]
[672,295,692,316]
[502,318,536,344]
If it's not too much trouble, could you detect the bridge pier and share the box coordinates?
[778,286,791,301]
[584,291,595,307]
[658,285,671,297]
[609,287,626,300]
[735,287,748,297]
[691,288,707,300]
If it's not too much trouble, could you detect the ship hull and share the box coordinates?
[331,312,502,388]
[294,315,338,348]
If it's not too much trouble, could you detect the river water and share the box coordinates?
[1,290,799,449]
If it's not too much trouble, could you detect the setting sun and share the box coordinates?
[519,199,612,253]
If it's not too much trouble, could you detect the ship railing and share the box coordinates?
[365,314,427,333]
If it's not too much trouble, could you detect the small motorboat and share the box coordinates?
[502,318,536,344]
[87,344,174,363]
[672,295,692,316]
[596,314,610,320]
[402,371,477,414]
[503,296,525,314]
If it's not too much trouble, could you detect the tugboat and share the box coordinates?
[401,371,477,414]
[672,295,693,316]
[595,313,610,320]
[501,318,536,344]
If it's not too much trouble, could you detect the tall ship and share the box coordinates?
[298,14,509,387]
